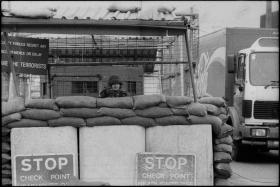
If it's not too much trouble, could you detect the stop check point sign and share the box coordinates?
[136,153,196,186]
[14,154,74,186]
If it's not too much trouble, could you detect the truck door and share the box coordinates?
[233,54,246,122]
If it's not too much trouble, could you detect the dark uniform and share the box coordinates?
[99,75,128,98]
[100,88,128,98]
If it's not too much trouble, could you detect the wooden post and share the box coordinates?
[183,19,198,102]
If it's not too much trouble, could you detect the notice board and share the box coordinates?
[1,34,49,75]
[14,154,74,186]
[136,153,196,185]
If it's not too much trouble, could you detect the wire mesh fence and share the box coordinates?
[2,28,199,99]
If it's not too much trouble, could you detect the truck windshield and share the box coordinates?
[249,52,279,86]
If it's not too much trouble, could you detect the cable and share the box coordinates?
[232,171,278,184]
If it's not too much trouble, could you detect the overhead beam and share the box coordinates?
[2,17,186,36]
[48,61,192,66]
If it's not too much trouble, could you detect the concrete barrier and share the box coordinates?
[11,127,78,186]
[146,125,213,185]
[79,125,145,185]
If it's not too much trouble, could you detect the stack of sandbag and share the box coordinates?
[52,96,93,127]
[6,98,61,128]
[214,133,233,180]
[196,96,233,180]
[128,95,193,127]
[3,6,57,18]
[198,96,229,124]
[1,97,25,186]
[186,97,228,137]
[2,95,233,183]
[2,125,12,186]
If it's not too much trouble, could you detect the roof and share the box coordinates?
[1,3,195,21]
[1,2,199,36]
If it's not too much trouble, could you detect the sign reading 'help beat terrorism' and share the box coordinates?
[14,154,74,186]
[136,153,196,186]
[1,35,49,75]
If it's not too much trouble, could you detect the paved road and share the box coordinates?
[216,150,279,186]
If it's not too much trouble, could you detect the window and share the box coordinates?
[72,81,98,94]
[127,81,137,95]
[249,52,279,86]
[237,54,246,80]
[72,81,84,94]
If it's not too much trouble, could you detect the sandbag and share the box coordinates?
[121,116,156,127]
[214,152,232,163]
[166,96,193,107]
[215,135,233,145]
[217,124,233,138]
[2,127,11,136]
[21,109,61,120]
[60,108,102,118]
[86,116,121,126]
[199,97,226,107]
[155,116,191,125]
[2,97,25,116]
[108,4,141,13]
[157,5,175,13]
[204,104,220,116]
[97,107,136,119]
[218,114,228,123]
[170,106,189,116]
[2,153,11,164]
[214,163,232,179]
[7,119,48,128]
[25,98,59,110]
[2,112,22,126]
[135,107,173,118]
[158,103,168,108]
[214,144,233,154]
[188,115,222,136]
[7,7,57,18]
[2,142,11,153]
[186,102,207,117]
[55,96,97,108]
[1,178,12,186]
[2,136,10,143]
[96,97,133,109]
[2,170,12,177]
[219,107,228,115]
[133,94,166,109]
[48,117,86,127]
[2,164,11,170]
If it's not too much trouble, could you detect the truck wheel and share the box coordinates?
[232,140,246,161]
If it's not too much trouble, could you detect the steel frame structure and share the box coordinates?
[2,16,198,100]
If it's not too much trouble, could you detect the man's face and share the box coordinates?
[112,84,121,90]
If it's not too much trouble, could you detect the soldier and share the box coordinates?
[99,75,128,98]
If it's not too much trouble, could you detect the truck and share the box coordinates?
[197,27,279,160]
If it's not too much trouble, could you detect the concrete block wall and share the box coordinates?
[146,125,213,185]
[79,126,145,185]
[10,127,79,186]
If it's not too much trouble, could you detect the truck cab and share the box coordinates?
[227,37,279,160]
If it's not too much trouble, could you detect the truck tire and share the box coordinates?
[232,139,245,161]
[232,139,255,161]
